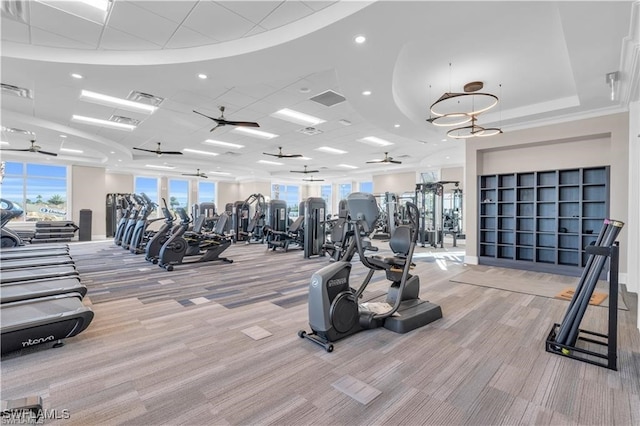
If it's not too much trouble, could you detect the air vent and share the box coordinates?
[297,127,324,136]
[397,154,411,159]
[338,119,352,126]
[1,83,33,99]
[1,0,27,23]
[1,126,34,135]
[222,151,241,156]
[127,90,164,107]
[109,116,141,126]
[309,90,346,107]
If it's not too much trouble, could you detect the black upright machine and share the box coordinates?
[303,197,326,258]
[232,194,266,243]
[299,192,443,352]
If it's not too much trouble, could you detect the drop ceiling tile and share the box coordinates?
[1,16,30,43]
[29,1,103,47]
[216,1,281,25]
[258,1,314,30]
[182,1,254,42]
[30,27,96,49]
[107,1,181,47]
[100,26,163,51]
[129,0,198,23]
[164,25,219,49]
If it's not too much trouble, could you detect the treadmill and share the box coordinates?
[1,292,94,354]
[0,265,79,284]
[0,277,87,304]
[0,255,75,270]
[0,248,71,261]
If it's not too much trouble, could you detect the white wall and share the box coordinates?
[105,172,133,193]
[71,165,106,238]
[217,181,240,209]
[373,172,416,193]
[441,167,464,188]
[627,101,640,330]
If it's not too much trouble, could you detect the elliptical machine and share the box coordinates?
[299,192,443,352]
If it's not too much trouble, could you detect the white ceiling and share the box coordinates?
[1,0,638,184]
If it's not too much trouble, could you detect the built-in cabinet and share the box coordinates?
[478,166,609,275]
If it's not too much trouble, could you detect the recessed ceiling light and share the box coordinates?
[394,124,400,128]
[198,73,207,79]
[257,160,283,166]
[71,115,136,131]
[204,139,244,149]
[59,134,67,138]
[71,73,83,79]
[145,164,175,170]
[0,141,10,145]
[60,148,83,154]
[316,146,347,155]
[445,156,450,159]
[354,35,366,44]
[80,90,157,114]
[182,148,219,156]
[358,136,394,147]
[299,87,310,93]
[110,151,115,154]
[441,139,448,142]
[208,171,232,176]
[232,127,279,139]
[337,164,358,169]
[362,90,372,96]
[271,108,326,126]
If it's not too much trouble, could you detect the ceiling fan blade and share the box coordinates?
[0,148,32,152]
[222,120,260,128]
[280,154,304,158]
[37,150,58,156]
[160,151,183,155]
[193,110,221,122]
[290,170,319,174]
[132,147,156,153]
[262,152,279,157]
[210,124,221,132]
[366,160,383,164]
[390,160,402,164]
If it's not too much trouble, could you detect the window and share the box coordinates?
[338,183,352,202]
[1,161,68,221]
[134,176,159,205]
[320,184,332,216]
[168,179,189,213]
[359,181,373,193]
[272,183,300,218]
[198,181,216,206]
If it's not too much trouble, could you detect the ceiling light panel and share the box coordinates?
[36,0,111,24]
[80,90,158,114]
[315,146,347,155]
[71,115,136,131]
[145,164,175,170]
[358,136,394,147]
[232,127,278,139]
[204,139,244,149]
[183,148,219,156]
[271,108,326,126]
[257,160,283,166]
[338,164,358,169]
[208,171,231,175]
[60,148,84,153]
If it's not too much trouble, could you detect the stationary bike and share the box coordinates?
[299,192,443,352]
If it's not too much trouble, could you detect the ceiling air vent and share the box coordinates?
[109,115,141,126]
[1,83,33,99]
[338,119,352,126]
[297,127,323,136]
[309,90,346,107]
[1,126,34,135]
[127,90,164,107]
[222,151,241,157]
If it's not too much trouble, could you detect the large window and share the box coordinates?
[338,183,352,202]
[272,183,300,218]
[1,161,68,221]
[134,176,159,204]
[168,179,189,213]
[320,184,332,216]
[359,181,373,193]
[198,181,216,206]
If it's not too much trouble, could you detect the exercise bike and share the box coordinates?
[299,192,442,352]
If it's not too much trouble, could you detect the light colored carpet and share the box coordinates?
[449,269,628,310]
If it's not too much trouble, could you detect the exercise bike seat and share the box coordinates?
[367,225,412,269]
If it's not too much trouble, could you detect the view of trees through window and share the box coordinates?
[168,179,189,214]
[272,183,300,218]
[1,162,68,221]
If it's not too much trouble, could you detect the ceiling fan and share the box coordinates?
[182,169,208,179]
[0,139,57,156]
[303,176,325,182]
[290,165,320,174]
[193,106,260,132]
[133,142,183,156]
[263,146,303,159]
[366,152,402,164]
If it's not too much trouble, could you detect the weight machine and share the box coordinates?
[415,181,462,248]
